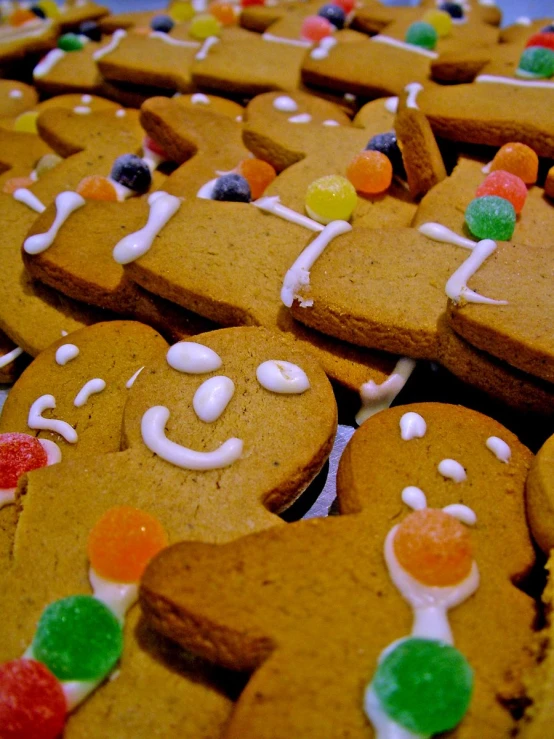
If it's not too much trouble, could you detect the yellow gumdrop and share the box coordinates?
[169,1,195,22]
[189,13,222,39]
[422,9,452,37]
[36,0,60,18]
[305,174,357,224]
[14,111,38,134]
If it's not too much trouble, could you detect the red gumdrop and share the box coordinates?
[333,0,355,13]
[525,33,554,51]
[0,659,66,739]
[0,433,47,488]
[476,170,527,214]
[241,0,264,6]
[301,15,334,41]
[143,135,170,160]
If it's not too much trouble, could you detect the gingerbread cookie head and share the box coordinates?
[141,402,535,737]
[0,325,337,736]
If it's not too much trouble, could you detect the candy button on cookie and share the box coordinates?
[476,170,527,214]
[368,638,473,735]
[235,159,276,199]
[317,4,347,30]
[110,154,152,194]
[305,174,357,223]
[0,432,60,508]
[405,21,438,51]
[422,8,453,37]
[0,658,66,739]
[346,150,393,195]
[465,195,516,240]
[517,46,554,79]
[212,172,251,202]
[393,508,473,586]
[490,142,538,185]
[301,15,334,42]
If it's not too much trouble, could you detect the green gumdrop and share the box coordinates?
[518,46,554,78]
[372,638,473,735]
[58,33,84,51]
[405,21,438,50]
[33,595,123,681]
[465,195,516,241]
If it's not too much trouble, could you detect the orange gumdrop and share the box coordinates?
[208,1,237,25]
[235,158,277,199]
[393,508,473,587]
[490,142,538,185]
[346,150,393,195]
[2,176,35,194]
[76,174,118,201]
[87,506,168,583]
[9,9,37,26]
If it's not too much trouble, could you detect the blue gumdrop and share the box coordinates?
[110,154,152,194]
[212,173,251,203]
[317,3,347,29]
[150,14,175,33]
[366,131,405,176]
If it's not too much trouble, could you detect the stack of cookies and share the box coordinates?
[1,0,554,736]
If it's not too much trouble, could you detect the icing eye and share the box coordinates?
[166,342,222,373]
[110,154,152,194]
[346,150,393,195]
[465,195,516,241]
[405,21,438,51]
[305,174,357,224]
[490,142,538,185]
[150,14,175,33]
[393,508,473,586]
[212,173,251,203]
[317,4,346,30]
[370,638,473,735]
[0,658,66,739]
[365,132,404,177]
[256,361,310,394]
[518,46,554,79]
[88,506,168,583]
[235,159,276,200]
[301,15,334,42]
[475,170,527,214]
[33,595,123,681]
[422,8,452,37]
[193,376,235,422]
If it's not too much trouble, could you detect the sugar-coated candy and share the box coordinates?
[150,14,175,33]
[366,131,404,176]
[332,0,355,13]
[57,33,85,52]
[88,505,168,583]
[30,5,47,19]
[541,24,554,34]
[35,0,59,18]
[371,638,473,734]
[518,46,554,79]
[422,8,452,37]
[8,8,36,25]
[490,142,538,185]
[525,32,554,51]
[346,150,393,195]
[168,0,195,22]
[476,170,527,214]
[209,2,237,25]
[2,176,35,195]
[76,175,119,201]
[405,21,438,50]
[110,154,152,193]
[393,508,473,586]
[305,174,357,224]
[235,158,277,199]
[212,173,251,202]
[78,20,102,42]
[35,153,63,178]
[438,1,464,19]
[241,0,265,6]
[14,111,38,134]
[189,13,222,39]
[0,432,48,489]
[317,4,347,30]
[465,195,516,241]
[301,15,334,41]
[0,659,66,739]
[33,595,123,681]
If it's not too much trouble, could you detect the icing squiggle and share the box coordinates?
[446,239,507,305]
[281,220,352,308]
[141,405,243,469]
[74,378,106,408]
[252,196,324,232]
[28,395,78,443]
[195,35,219,60]
[23,192,86,255]
[92,29,127,61]
[0,345,23,369]
[372,35,438,59]
[112,192,181,264]
[356,358,416,426]
[475,74,554,89]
